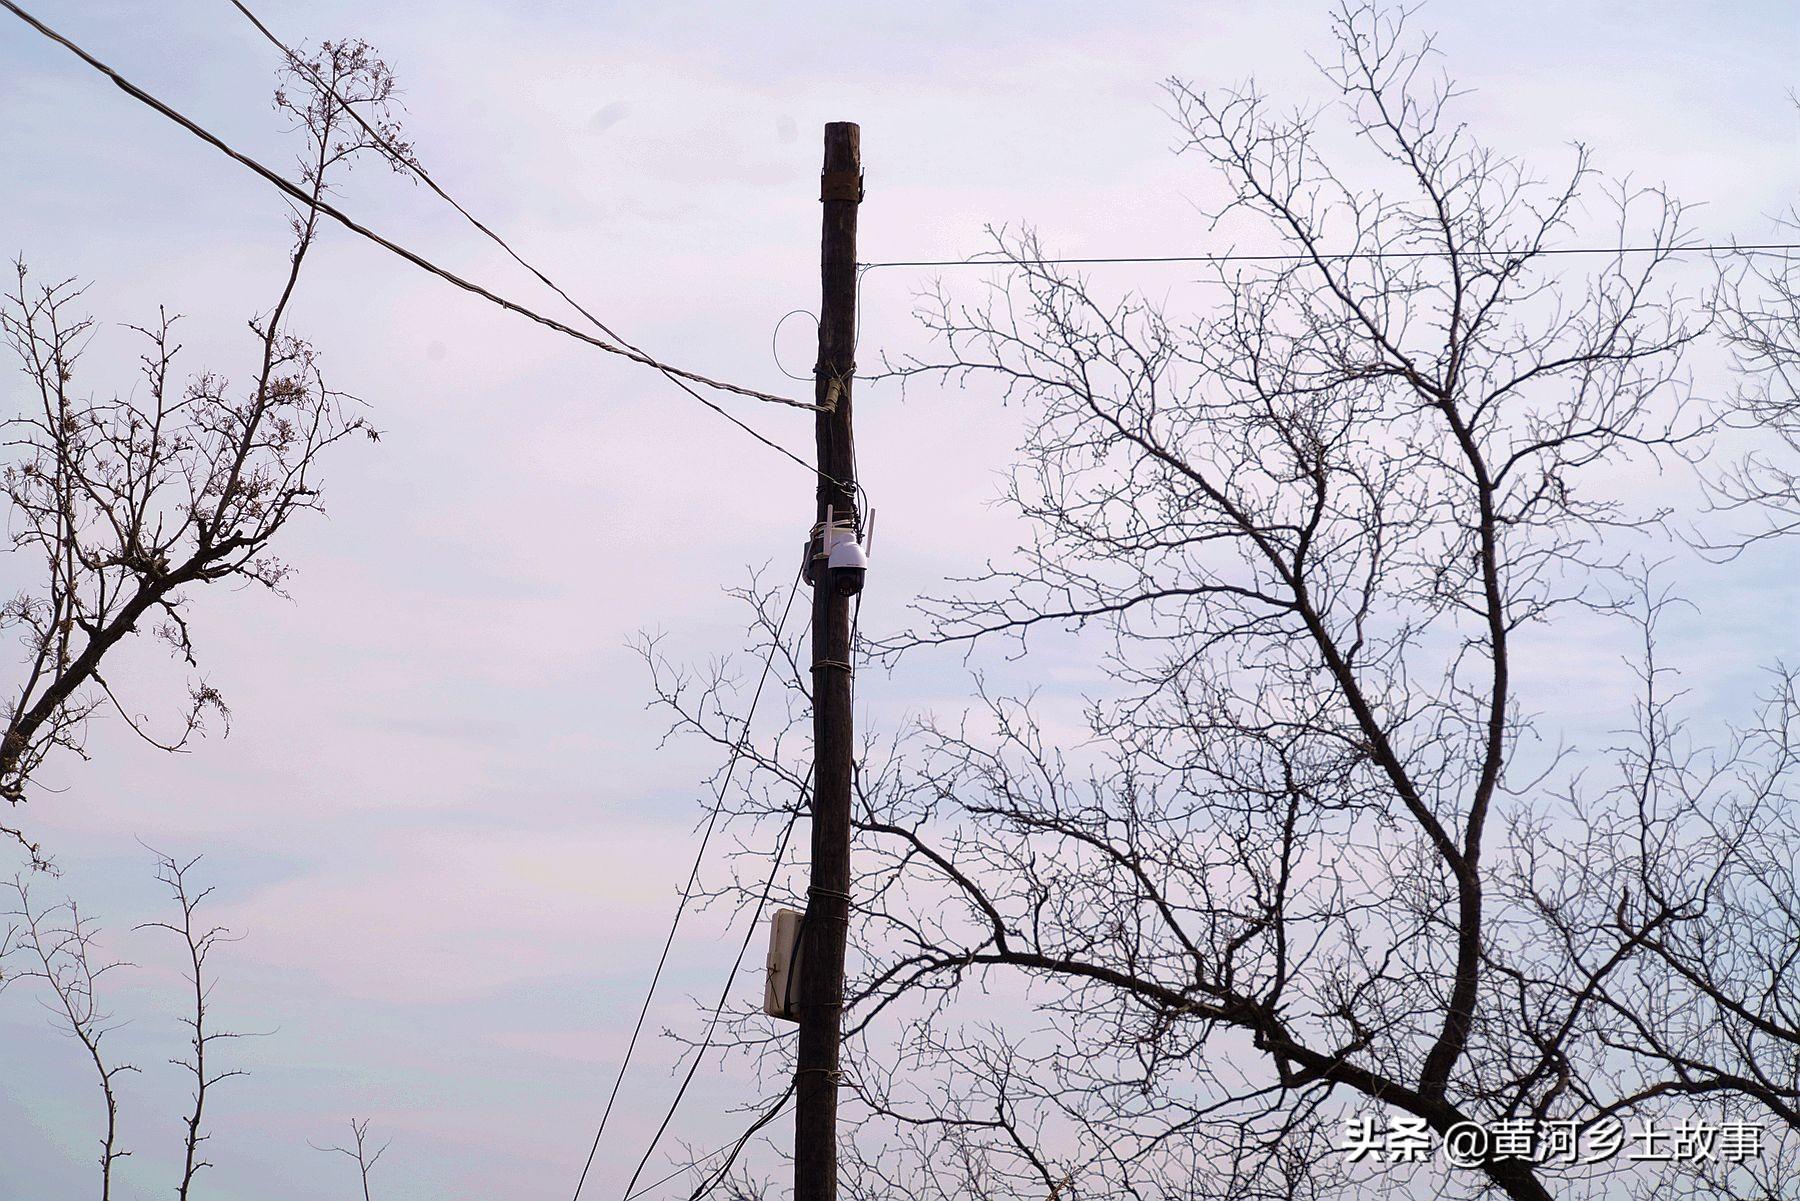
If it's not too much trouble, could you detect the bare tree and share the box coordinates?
[312,1118,389,1201]
[1481,591,1799,1201]
[137,850,252,1201]
[1,33,421,1199]
[647,5,1799,1200]
[1706,214,1800,550]
[5,879,139,1200]
[0,39,409,865]
[2,848,264,1200]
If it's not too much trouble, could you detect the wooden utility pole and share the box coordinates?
[795,120,861,1201]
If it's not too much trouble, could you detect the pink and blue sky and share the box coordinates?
[2,1,1796,1197]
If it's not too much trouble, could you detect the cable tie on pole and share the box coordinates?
[792,1067,845,1082]
[810,517,860,550]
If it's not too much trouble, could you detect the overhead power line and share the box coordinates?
[219,0,833,483]
[1,0,813,415]
[858,242,1800,270]
[568,571,805,1201]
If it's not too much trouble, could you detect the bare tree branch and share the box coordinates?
[312,1118,390,1201]
[1,39,405,864]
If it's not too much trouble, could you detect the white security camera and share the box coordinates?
[827,536,868,596]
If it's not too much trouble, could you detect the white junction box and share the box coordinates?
[764,907,804,1022]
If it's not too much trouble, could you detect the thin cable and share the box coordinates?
[675,1084,796,1201]
[620,1091,796,1201]
[858,242,1800,270]
[221,0,838,485]
[771,309,821,382]
[1,1,814,413]
[568,570,805,1201]
[617,786,811,1198]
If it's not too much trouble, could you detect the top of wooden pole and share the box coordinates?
[820,123,862,203]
